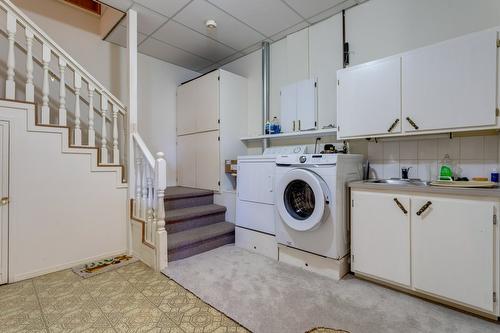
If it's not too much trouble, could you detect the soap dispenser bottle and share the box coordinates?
[439,154,453,181]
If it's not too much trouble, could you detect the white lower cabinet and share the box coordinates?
[412,197,495,312]
[351,191,411,286]
[351,190,498,316]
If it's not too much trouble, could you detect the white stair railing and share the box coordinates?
[132,133,168,271]
[0,0,126,166]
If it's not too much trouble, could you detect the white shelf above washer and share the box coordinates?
[240,128,337,142]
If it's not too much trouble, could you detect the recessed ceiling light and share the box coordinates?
[205,19,217,29]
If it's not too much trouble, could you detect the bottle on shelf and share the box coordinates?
[271,116,281,134]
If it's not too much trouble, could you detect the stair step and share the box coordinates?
[166,204,226,233]
[167,222,235,261]
[165,186,213,210]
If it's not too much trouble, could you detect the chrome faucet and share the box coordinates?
[401,167,412,180]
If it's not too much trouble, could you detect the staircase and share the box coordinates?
[165,187,235,261]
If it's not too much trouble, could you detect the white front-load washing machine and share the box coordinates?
[274,154,363,259]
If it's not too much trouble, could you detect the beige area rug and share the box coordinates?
[72,254,138,278]
[162,245,500,333]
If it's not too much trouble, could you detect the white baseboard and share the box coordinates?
[11,249,127,282]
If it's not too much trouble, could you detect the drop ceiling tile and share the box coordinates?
[216,52,245,66]
[139,37,211,71]
[105,25,147,47]
[153,20,235,62]
[207,0,303,37]
[134,0,192,17]
[174,0,264,51]
[308,0,357,23]
[240,42,262,55]
[283,0,345,19]
[99,0,133,12]
[269,21,309,41]
[129,3,169,35]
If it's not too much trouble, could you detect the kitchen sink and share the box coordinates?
[367,179,430,186]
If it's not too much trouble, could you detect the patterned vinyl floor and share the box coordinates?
[0,261,249,333]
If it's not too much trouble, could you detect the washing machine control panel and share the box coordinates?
[276,154,339,165]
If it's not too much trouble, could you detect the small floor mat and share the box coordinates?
[306,328,350,333]
[72,254,138,278]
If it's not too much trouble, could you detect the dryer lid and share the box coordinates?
[276,168,329,231]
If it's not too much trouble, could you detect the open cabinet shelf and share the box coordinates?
[240,128,338,142]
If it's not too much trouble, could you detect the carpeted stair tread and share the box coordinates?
[166,204,226,222]
[165,186,213,200]
[168,222,235,251]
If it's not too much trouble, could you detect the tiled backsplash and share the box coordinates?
[368,135,500,181]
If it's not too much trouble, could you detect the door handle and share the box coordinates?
[416,201,432,216]
[406,117,419,130]
[387,118,400,133]
[393,198,408,215]
[1,197,9,206]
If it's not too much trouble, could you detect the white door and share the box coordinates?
[402,30,497,133]
[0,121,9,285]
[412,196,495,312]
[177,71,219,135]
[351,191,411,286]
[280,83,297,133]
[237,161,274,204]
[176,134,197,188]
[195,131,220,192]
[337,56,401,138]
[296,79,317,131]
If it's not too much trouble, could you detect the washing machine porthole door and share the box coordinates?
[277,168,327,231]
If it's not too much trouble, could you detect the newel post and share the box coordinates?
[155,152,167,271]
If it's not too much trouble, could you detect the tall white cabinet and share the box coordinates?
[176,69,247,192]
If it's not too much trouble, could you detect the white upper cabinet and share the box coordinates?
[177,70,219,135]
[337,56,402,138]
[402,30,498,133]
[412,196,495,312]
[280,79,317,133]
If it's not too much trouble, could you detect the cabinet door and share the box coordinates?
[296,79,317,131]
[351,191,411,286]
[337,57,401,138]
[177,71,219,135]
[412,196,495,312]
[280,83,297,133]
[402,30,497,133]
[176,134,196,188]
[195,131,220,191]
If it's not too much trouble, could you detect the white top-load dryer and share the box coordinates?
[274,154,363,259]
[236,146,306,235]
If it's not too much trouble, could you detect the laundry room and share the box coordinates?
[1,0,500,332]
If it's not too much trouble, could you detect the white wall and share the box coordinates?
[11,0,198,185]
[1,101,127,281]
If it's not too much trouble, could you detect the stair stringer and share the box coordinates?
[13,99,128,188]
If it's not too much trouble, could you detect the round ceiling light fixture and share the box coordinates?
[205,19,217,29]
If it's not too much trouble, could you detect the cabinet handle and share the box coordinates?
[406,117,419,130]
[416,201,432,216]
[293,120,296,131]
[298,120,301,131]
[393,198,408,215]
[387,118,400,133]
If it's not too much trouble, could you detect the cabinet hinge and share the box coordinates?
[314,82,317,87]
[218,180,220,186]
[217,136,220,141]
[337,80,340,86]
[497,39,500,48]
[351,199,354,207]
[217,119,220,124]
[494,214,497,225]
[314,121,317,127]
[494,292,497,303]
[496,108,499,117]
[218,76,220,81]
[351,254,354,263]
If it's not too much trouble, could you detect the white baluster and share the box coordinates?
[5,12,17,100]
[25,27,34,102]
[112,104,119,164]
[41,44,51,124]
[100,95,108,163]
[135,146,142,217]
[58,58,67,126]
[155,152,167,271]
[141,158,147,219]
[88,83,95,147]
[73,72,82,145]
